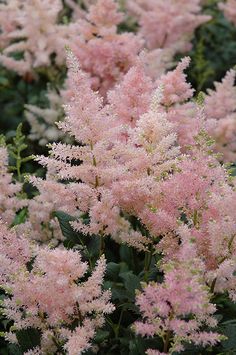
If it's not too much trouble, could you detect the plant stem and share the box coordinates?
[210,277,217,294]
[144,250,152,281]
[163,329,171,353]
[100,235,105,256]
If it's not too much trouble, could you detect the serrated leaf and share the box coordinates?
[119,271,141,300]
[53,210,80,246]
[106,263,121,281]
[94,330,110,343]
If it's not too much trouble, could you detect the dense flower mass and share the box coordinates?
[126,0,210,54]
[29,50,236,353]
[135,259,221,353]
[70,0,143,95]
[0,222,113,354]
[0,0,78,75]
[205,69,236,162]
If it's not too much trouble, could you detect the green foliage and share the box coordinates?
[16,328,41,353]
[188,0,236,92]
[7,123,33,182]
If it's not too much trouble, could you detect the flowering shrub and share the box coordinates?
[1,0,236,354]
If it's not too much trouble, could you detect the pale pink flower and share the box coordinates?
[157,57,194,107]
[0,145,26,224]
[108,62,153,126]
[219,0,236,25]
[0,0,79,75]
[135,254,221,353]
[126,0,210,54]
[205,69,236,161]
[25,88,65,145]
[71,0,143,96]
[1,231,114,354]
[36,54,180,248]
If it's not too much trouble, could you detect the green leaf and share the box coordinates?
[220,321,236,350]
[16,328,41,352]
[12,208,28,226]
[119,271,141,300]
[106,263,121,281]
[94,330,110,344]
[53,210,80,246]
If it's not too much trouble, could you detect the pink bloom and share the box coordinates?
[135,254,220,353]
[219,0,236,25]
[157,57,194,107]
[0,0,79,75]
[0,145,26,224]
[1,231,114,354]
[127,0,210,54]
[205,69,236,161]
[71,0,143,95]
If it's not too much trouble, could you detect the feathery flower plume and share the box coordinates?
[0,144,26,224]
[0,0,79,76]
[70,0,143,95]
[205,69,236,162]
[0,223,114,354]
[219,0,236,25]
[126,0,210,54]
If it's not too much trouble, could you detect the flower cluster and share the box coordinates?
[30,52,236,353]
[135,258,220,353]
[126,0,210,54]
[34,52,180,249]
[205,69,236,162]
[0,144,26,225]
[1,1,236,353]
[70,0,143,96]
[0,0,79,76]
[219,0,236,25]
[0,221,113,354]
[25,88,65,145]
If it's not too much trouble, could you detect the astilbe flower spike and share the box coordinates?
[70,0,144,96]
[0,0,79,76]
[0,221,114,354]
[154,57,208,150]
[126,0,211,55]
[205,69,236,162]
[25,88,65,145]
[35,51,181,249]
[134,239,222,354]
[219,0,236,25]
[0,144,26,225]
[154,57,236,160]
